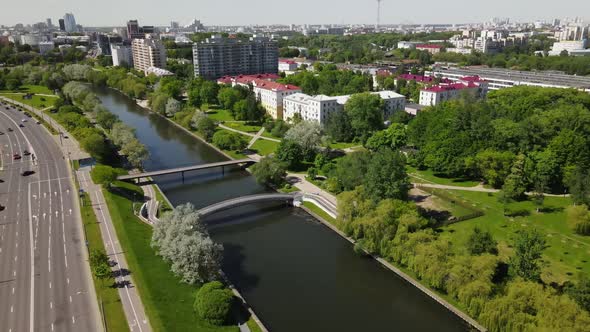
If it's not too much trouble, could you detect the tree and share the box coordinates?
[325,111,353,142]
[151,203,222,284]
[90,165,119,188]
[501,154,528,201]
[149,93,169,115]
[194,281,234,325]
[275,139,304,170]
[344,93,384,141]
[165,98,181,117]
[364,148,411,201]
[80,133,109,162]
[95,109,119,130]
[365,123,407,151]
[120,138,149,169]
[509,229,547,281]
[110,122,136,148]
[469,149,515,188]
[197,117,216,141]
[93,262,112,286]
[89,249,110,267]
[212,131,247,151]
[199,81,219,105]
[284,121,323,157]
[217,87,242,111]
[565,277,590,312]
[568,167,590,205]
[251,157,287,187]
[566,205,590,235]
[466,227,498,255]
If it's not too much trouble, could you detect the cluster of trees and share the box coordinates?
[151,203,223,284]
[325,92,386,143]
[407,87,590,195]
[109,122,149,168]
[251,157,288,187]
[212,131,247,151]
[89,249,112,286]
[278,63,373,96]
[336,186,590,331]
[218,85,265,122]
[0,42,86,67]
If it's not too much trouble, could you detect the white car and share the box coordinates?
[22,119,27,122]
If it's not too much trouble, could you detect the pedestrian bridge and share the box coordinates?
[117,159,257,181]
[197,193,300,217]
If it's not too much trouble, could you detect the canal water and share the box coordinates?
[94,87,468,332]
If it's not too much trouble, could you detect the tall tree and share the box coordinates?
[509,229,547,281]
[344,92,384,141]
[364,148,411,201]
[501,154,528,201]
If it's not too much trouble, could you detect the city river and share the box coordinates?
[94,87,469,332]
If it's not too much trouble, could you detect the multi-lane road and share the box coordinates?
[0,103,99,332]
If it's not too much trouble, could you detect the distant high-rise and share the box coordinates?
[46,18,53,28]
[192,35,278,79]
[63,13,77,33]
[131,36,167,72]
[127,20,141,39]
[58,19,65,31]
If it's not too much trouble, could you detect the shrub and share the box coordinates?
[212,131,247,151]
[194,281,234,325]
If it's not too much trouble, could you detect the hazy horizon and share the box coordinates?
[1,0,589,27]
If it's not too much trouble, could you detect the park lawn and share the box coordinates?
[250,139,279,156]
[102,180,239,332]
[223,122,262,133]
[0,84,55,95]
[260,131,282,140]
[246,318,263,332]
[408,166,481,188]
[435,190,589,284]
[79,192,130,332]
[0,93,57,109]
[206,109,235,122]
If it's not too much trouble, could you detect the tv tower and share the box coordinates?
[376,0,382,30]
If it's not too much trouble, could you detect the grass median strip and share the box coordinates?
[102,180,238,332]
[79,192,130,332]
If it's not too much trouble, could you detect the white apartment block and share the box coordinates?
[38,41,55,55]
[419,77,488,106]
[549,40,587,56]
[131,36,166,73]
[279,60,298,72]
[283,91,406,126]
[111,43,133,67]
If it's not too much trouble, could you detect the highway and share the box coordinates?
[0,103,99,332]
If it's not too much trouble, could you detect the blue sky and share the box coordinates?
[2,0,588,27]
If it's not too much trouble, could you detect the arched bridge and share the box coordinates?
[197,193,301,217]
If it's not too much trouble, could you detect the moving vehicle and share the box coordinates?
[19,124,24,128]
[7,128,13,132]
[0,204,5,211]
[22,118,27,122]
[0,131,4,135]
[21,170,35,176]
[23,150,31,156]
[13,153,21,160]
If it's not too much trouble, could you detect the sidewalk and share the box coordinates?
[78,168,152,332]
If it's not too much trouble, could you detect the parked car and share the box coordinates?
[0,204,5,211]
[0,131,4,135]
[22,119,27,122]
[13,153,21,160]
[21,170,35,176]
[23,150,31,156]
[7,128,13,132]
[18,124,24,128]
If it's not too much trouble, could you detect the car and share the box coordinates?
[13,153,21,160]
[21,170,35,176]
[0,204,5,211]
[0,131,4,135]
[7,128,13,132]
[18,124,24,128]
[22,119,27,122]
[25,112,32,118]
[23,150,31,156]
[36,121,41,124]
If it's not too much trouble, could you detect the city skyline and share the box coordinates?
[1,0,589,27]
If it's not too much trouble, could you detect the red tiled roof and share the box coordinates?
[459,75,485,83]
[279,59,297,64]
[398,74,452,84]
[422,82,478,93]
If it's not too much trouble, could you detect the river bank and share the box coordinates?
[131,94,484,332]
[93,86,472,332]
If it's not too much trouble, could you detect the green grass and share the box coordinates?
[206,109,235,122]
[0,93,57,109]
[0,84,55,95]
[72,160,80,170]
[246,318,263,332]
[223,122,262,133]
[328,141,361,150]
[250,139,279,156]
[260,131,282,140]
[408,166,480,187]
[102,180,239,332]
[153,184,173,214]
[303,201,337,225]
[435,189,589,284]
[79,192,130,332]
[278,184,300,193]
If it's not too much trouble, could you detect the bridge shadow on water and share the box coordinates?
[136,166,246,189]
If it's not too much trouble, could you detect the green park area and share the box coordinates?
[250,139,279,156]
[102,180,239,332]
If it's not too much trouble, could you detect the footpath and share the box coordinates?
[0,96,151,332]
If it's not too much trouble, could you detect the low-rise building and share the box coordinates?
[418,76,488,106]
[38,41,55,55]
[416,44,442,54]
[279,59,298,72]
[283,91,406,126]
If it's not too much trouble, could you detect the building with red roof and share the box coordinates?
[419,78,488,106]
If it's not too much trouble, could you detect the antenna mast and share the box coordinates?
[376,0,382,30]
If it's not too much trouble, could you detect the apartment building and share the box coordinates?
[283,91,406,126]
[419,76,488,106]
[111,43,133,67]
[217,74,300,119]
[193,35,278,79]
[131,36,166,73]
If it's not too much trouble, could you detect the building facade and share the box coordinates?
[283,91,406,126]
[63,13,77,33]
[111,43,133,67]
[131,36,166,73]
[193,35,278,79]
[419,77,488,106]
[38,41,55,55]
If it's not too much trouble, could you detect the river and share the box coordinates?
[94,87,468,332]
